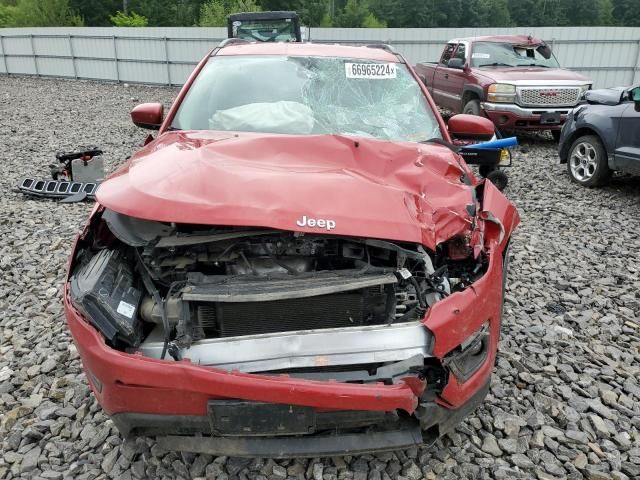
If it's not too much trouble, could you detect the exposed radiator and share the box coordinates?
[195,287,390,338]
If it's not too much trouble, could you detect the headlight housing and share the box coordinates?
[579,84,591,99]
[487,83,516,103]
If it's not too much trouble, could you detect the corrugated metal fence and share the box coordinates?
[1,26,639,88]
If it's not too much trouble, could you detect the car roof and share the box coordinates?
[448,35,544,45]
[216,42,402,63]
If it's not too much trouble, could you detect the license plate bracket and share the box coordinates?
[540,112,561,125]
[208,401,316,436]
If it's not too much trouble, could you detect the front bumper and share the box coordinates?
[64,240,506,455]
[482,102,575,130]
[107,381,490,458]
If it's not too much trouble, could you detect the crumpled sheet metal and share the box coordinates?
[97,131,478,250]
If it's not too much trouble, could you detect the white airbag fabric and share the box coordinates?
[209,101,315,134]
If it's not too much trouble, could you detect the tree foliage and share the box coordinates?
[110,10,148,27]
[198,0,261,27]
[0,0,637,27]
[0,3,17,26]
[3,0,83,26]
[333,0,385,27]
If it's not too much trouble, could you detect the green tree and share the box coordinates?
[506,0,566,26]
[0,3,16,26]
[479,0,512,26]
[612,0,640,25]
[10,0,83,26]
[126,0,206,27]
[335,0,384,27]
[110,10,148,26]
[300,0,330,26]
[597,0,615,24]
[198,0,261,26]
[258,0,299,10]
[70,0,119,26]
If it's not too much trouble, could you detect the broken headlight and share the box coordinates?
[70,248,143,347]
[442,322,490,382]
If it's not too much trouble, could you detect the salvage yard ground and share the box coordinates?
[0,76,639,480]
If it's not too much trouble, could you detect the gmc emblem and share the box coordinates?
[539,90,560,97]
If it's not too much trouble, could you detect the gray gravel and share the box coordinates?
[1,76,639,480]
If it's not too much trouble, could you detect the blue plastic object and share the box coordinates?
[465,137,518,150]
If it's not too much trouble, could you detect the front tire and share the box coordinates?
[567,135,610,187]
[486,170,508,191]
[463,99,481,116]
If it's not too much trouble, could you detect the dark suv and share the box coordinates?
[559,84,640,186]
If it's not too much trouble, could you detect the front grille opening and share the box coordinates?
[194,286,391,338]
[518,87,581,107]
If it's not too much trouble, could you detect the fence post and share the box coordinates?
[112,36,120,83]
[0,34,7,75]
[68,35,78,79]
[163,37,171,86]
[30,34,39,76]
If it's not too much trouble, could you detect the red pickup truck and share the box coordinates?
[415,35,591,140]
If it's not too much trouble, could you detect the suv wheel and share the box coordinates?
[463,99,481,116]
[567,135,610,187]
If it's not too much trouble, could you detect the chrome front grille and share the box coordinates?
[518,87,581,107]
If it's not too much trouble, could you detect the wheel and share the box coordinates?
[567,135,610,187]
[551,130,561,142]
[479,165,496,177]
[463,99,481,116]
[486,170,508,191]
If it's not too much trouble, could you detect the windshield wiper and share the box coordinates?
[478,62,514,68]
[525,63,551,68]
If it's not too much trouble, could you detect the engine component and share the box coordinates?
[192,286,390,338]
[183,270,397,302]
[70,249,143,347]
[139,296,183,325]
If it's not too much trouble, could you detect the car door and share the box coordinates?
[432,43,467,112]
[431,43,457,110]
[614,94,640,174]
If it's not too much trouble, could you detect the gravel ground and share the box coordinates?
[1,76,639,480]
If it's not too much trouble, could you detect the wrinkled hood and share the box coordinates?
[584,87,626,105]
[97,131,477,249]
[477,67,589,83]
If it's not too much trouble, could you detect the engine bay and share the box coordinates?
[69,208,487,374]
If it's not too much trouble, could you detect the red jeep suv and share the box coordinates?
[64,41,519,457]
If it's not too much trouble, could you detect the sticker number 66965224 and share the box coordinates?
[345,62,397,79]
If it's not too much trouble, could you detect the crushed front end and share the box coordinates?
[64,179,516,457]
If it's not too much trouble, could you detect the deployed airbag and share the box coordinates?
[209,101,315,134]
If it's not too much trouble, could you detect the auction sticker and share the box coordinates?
[117,301,135,319]
[346,62,397,79]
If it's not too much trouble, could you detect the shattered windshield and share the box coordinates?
[172,55,442,143]
[471,42,559,68]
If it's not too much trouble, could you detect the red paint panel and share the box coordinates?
[130,103,163,128]
[448,114,495,140]
[65,289,420,416]
[96,133,477,250]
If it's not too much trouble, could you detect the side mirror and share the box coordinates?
[448,114,495,141]
[630,87,640,107]
[131,103,164,130]
[447,58,465,69]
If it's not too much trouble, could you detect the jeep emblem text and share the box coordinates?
[296,215,336,231]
